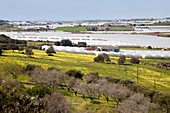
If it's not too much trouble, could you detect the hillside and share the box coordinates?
[0,50,170,112]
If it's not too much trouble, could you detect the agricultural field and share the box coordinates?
[103,26,133,31]
[1,50,170,94]
[56,26,133,33]
[56,26,87,33]
[149,22,170,26]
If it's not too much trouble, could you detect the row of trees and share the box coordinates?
[26,66,170,113]
[2,63,170,113]
[142,61,170,70]
[94,54,140,65]
[0,34,27,51]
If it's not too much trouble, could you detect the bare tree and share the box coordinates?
[53,70,70,89]
[65,76,76,92]
[116,93,157,113]
[110,84,132,107]
[100,82,113,102]
[72,79,85,96]
[78,83,100,100]
[31,67,58,89]
[44,91,70,113]
[31,68,75,91]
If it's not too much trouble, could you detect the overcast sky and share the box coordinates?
[0,0,170,21]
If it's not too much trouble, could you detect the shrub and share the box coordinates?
[104,76,120,83]
[119,79,135,86]
[28,85,51,98]
[25,64,41,75]
[66,69,84,80]
[94,53,110,63]
[60,39,72,46]
[153,93,170,113]
[130,57,140,64]
[46,46,56,56]
[47,66,60,71]
[155,62,170,70]
[147,45,152,49]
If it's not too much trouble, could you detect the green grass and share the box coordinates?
[149,22,170,26]
[56,26,87,33]
[56,87,116,113]
[27,41,55,46]
[108,26,133,31]
[56,26,133,33]
[0,50,170,95]
[1,50,170,112]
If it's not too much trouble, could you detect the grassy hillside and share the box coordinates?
[56,26,87,33]
[1,50,170,94]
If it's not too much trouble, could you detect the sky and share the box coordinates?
[0,0,170,21]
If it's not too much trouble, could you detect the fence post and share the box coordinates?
[124,65,127,76]
[136,65,139,84]
[117,64,119,76]
[154,78,157,91]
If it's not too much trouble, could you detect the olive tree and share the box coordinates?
[46,46,56,56]
[94,53,110,63]
[118,55,126,65]
[25,47,34,58]
[130,57,140,64]
[110,83,132,107]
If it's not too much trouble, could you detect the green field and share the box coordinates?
[1,50,170,94]
[27,41,55,46]
[56,26,133,33]
[1,50,170,112]
[56,26,87,33]
[149,22,170,26]
[108,26,133,31]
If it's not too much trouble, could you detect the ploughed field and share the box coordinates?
[1,50,170,94]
